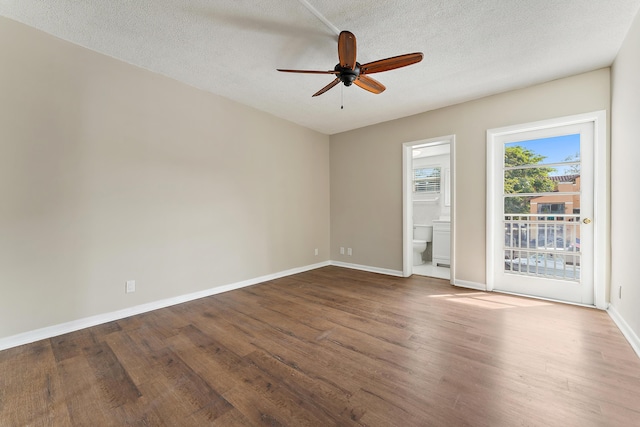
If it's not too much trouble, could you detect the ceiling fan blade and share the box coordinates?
[312,78,341,97]
[338,31,357,70]
[360,52,423,74]
[354,75,386,94]
[277,69,339,74]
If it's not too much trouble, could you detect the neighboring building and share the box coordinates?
[529,174,581,264]
[530,174,580,220]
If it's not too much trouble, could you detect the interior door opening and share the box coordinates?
[402,136,455,281]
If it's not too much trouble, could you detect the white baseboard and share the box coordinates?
[330,260,404,277]
[0,261,331,352]
[453,279,487,291]
[607,304,640,359]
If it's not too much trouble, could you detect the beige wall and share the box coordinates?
[330,68,610,284]
[0,17,330,339]
[611,11,640,340]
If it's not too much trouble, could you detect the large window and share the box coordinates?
[413,167,441,193]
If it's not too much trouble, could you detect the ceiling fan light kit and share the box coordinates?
[278,31,423,97]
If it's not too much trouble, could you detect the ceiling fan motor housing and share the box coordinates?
[335,63,361,86]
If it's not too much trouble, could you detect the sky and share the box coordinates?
[505,133,580,175]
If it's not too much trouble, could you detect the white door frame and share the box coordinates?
[402,135,456,280]
[486,111,607,309]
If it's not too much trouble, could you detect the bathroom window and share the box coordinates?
[413,167,441,193]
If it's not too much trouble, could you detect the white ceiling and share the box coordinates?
[2,0,639,135]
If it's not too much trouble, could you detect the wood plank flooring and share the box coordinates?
[1,266,640,426]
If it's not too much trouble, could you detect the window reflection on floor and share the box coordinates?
[428,291,553,309]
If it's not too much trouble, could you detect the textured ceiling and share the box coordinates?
[1,0,639,135]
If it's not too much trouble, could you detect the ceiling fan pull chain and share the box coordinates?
[341,84,344,110]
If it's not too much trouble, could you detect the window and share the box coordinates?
[537,203,565,220]
[413,167,441,193]
[538,203,565,214]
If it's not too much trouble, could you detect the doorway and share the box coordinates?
[402,135,455,280]
[487,111,607,307]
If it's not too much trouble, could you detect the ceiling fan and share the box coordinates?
[278,31,423,97]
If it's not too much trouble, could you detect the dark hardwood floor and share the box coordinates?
[1,266,639,426]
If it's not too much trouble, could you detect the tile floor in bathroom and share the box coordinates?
[412,261,450,280]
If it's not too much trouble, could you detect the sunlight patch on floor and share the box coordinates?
[429,292,554,309]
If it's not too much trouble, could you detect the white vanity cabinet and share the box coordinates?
[432,220,450,267]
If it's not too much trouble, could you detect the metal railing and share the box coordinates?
[503,214,580,281]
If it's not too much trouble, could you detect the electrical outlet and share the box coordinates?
[126,280,136,293]
[347,248,352,256]
[340,247,345,255]
[314,248,319,256]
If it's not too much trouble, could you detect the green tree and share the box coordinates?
[504,146,555,214]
